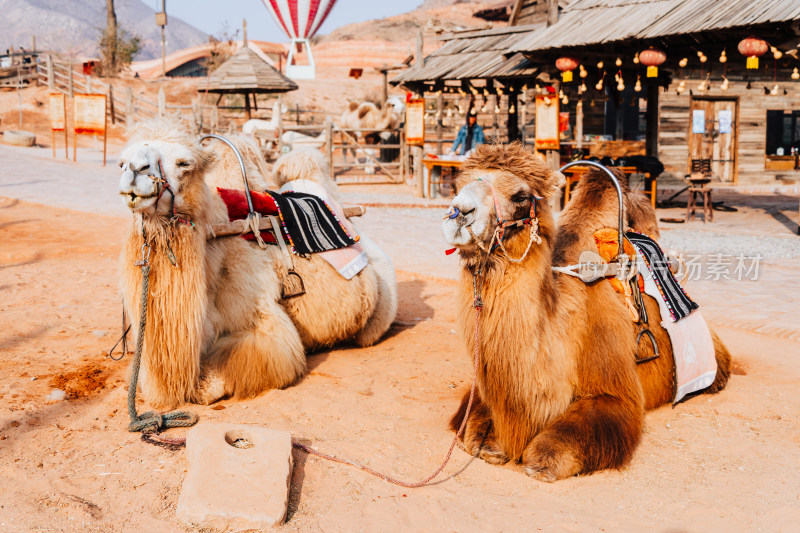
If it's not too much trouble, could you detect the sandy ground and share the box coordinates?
[1,141,800,531]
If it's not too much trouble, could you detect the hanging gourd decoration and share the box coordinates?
[639,48,667,78]
[556,56,580,82]
[738,36,768,69]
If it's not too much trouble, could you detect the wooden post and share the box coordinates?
[412,145,424,197]
[400,132,407,180]
[276,95,284,153]
[108,84,116,124]
[68,64,74,98]
[415,31,424,74]
[63,123,68,160]
[125,87,134,127]
[326,120,333,175]
[547,0,559,26]
[576,99,584,149]
[436,90,443,155]
[103,103,108,166]
[492,94,499,140]
[244,91,251,119]
[46,55,54,91]
[381,68,388,103]
[158,86,166,115]
[645,84,659,157]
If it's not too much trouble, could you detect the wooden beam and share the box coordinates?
[210,205,366,239]
[645,84,659,157]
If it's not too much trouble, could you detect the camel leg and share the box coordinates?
[354,236,398,347]
[522,395,643,482]
[705,328,731,394]
[449,389,509,465]
[199,301,306,402]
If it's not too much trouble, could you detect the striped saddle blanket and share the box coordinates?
[216,186,367,279]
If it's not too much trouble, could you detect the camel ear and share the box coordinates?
[550,170,566,193]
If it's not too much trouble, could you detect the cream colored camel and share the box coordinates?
[443,143,730,481]
[117,117,397,408]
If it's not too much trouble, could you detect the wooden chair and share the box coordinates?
[685,159,713,222]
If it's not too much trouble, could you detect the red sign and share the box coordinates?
[73,94,107,135]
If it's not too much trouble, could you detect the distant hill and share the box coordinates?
[317,2,500,44]
[0,0,208,61]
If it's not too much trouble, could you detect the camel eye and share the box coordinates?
[511,192,528,203]
[176,160,191,168]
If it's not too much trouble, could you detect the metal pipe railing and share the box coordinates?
[199,134,254,216]
[558,160,625,259]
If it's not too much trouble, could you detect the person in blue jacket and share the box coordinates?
[450,112,485,156]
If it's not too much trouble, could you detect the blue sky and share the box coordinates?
[158,0,418,42]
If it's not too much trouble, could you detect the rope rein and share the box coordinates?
[126,223,198,437]
[293,270,484,488]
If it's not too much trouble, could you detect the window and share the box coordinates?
[765,110,800,155]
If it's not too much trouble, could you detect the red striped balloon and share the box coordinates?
[261,0,339,40]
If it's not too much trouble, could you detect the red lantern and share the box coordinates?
[738,36,768,69]
[639,48,666,78]
[556,56,580,82]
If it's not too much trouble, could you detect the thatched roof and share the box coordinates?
[392,24,543,85]
[199,45,297,94]
[510,0,800,54]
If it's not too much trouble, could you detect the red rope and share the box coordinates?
[293,305,482,488]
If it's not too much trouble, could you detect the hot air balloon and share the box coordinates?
[261,0,339,79]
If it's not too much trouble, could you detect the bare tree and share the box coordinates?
[103,0,118,75]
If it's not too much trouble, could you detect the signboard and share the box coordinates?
[73,93,108,165]
[405,98,425,146]
[49,93,66,131]
[718,109,732,134]
[49,93,68,159]
[692,109,705,134]
[74,94,107,135]
[535,94,560,150]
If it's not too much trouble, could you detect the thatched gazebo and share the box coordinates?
[199,38,298,119]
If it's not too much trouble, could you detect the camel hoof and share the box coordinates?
[194,374,227,405]
[479,447,509,465]
[523,465,558,482]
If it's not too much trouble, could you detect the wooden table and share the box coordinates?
[422,158,463,198]
[562,165,657,208]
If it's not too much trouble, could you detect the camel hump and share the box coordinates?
[358,104,375,120]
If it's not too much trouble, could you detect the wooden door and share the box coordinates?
[688,98,738,182]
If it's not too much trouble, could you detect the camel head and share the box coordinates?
[443,143,564,260]
[118,117,213,217]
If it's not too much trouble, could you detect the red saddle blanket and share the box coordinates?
[216,187,279,244]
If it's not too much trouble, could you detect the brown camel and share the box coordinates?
[442,143,730,481]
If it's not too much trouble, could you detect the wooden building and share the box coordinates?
[509,0,800,185]
[199,41,297,119]
[399,0,800,186]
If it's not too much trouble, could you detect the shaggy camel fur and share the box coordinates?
[271,149,398,348]
[118,117,397,408]
[443,143,730,481]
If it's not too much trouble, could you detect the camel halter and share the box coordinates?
[446,179,544,263]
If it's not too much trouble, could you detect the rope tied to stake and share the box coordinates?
[127,237,198,438]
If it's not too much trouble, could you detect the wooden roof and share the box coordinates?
[392,24,543,85]
[199,45,297,94]
[510,0,800,54]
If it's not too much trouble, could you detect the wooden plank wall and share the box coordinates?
[659,78,800,184]
[515,0,548,25]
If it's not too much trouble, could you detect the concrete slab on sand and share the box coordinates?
[177,423,293,531]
